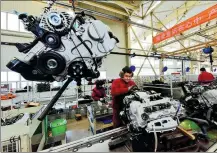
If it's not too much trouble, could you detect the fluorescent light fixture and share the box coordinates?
[146,1,162,15]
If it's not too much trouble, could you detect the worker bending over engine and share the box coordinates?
[111,66,137,128]
[92,80,106,101]
[198,68,215,84]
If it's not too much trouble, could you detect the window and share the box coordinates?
[131,57,142,67]
[11,82,17,89]
[8,72,20,81]
[164,60,174,66]
[7,13,19,31]
[140,68,159,76]
[1,12,7,29]
[1,72,7,82]
[134,68,159,76]
[19,20,27,32]
[21,82,28,88]
[1,11,31,33]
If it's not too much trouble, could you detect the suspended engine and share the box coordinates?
[6,1,119,85]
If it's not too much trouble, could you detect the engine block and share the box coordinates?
[121,90,184,133]
[6,3,119,83]
[181,83,217,125]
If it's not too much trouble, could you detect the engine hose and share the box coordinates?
[70,16,98,71]
[175,103,181,117]
[75,12,96,20]
[201,95,212,108]
[153,125,158,152]
[207,108,212,121]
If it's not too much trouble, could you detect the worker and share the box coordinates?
[198,68,215,83]
[91,80,106,101]
[111,66,137,128]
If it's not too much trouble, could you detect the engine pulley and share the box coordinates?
[43,33,61,49]
[48,12,62,27]
[37,52,66,75]
[68,61,85,78]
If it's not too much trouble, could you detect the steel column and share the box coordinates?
[125,23,131,66]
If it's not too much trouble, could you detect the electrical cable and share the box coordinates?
[70,15,98,71]
[153,124,158,152]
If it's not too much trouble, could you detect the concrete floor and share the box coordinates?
[66,118,92,142]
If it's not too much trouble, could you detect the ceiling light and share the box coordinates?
[146,1,162,15]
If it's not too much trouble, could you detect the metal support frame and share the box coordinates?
[125,23,131,66]
[110,1,138,10]
[159,59,164,81]
[77,1,129,16]
[155,1,200,29]
[52,1,162,32]
[156,25,217,48]
[134,12,157,77]
[152,13,187,50]
[196,33,217,41]
[130,26,157,77]
[142,1,164,19]
[166,40,217,56]
[117,47,165,53]
[142,1,154,19]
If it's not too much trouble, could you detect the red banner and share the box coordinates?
[153,4,217,44]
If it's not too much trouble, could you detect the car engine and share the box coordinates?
[181,82,217,125]
[6,0,119,85]
[120,90,184,134]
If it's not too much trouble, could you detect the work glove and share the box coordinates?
[100,98,104,101]
[128,85,138,92]
[99,98,106,103]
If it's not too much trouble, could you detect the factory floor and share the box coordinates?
[66,117,92,142]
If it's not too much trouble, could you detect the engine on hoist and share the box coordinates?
[181,82,217,125]
[6,1,119,85]
[120,89,185,134]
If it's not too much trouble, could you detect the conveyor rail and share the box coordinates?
[41,127,128,152]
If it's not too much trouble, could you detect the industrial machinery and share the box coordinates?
[6,0,118,84]
[4,1,215,152]
[6,0,118,121]
[118,88,191,152]
[40,88,211,152]
[180,82,217,126]
[120,89,184,134]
